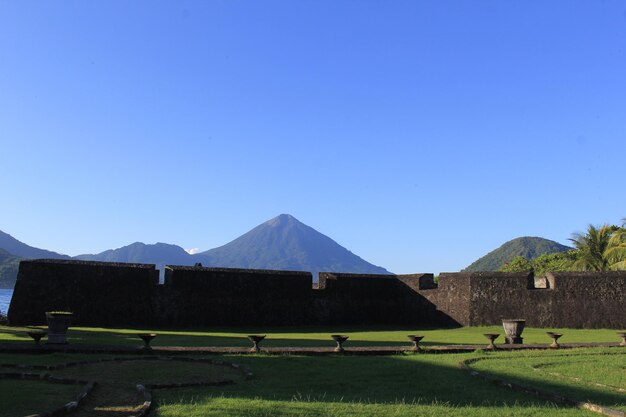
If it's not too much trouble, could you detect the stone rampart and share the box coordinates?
[313,272,453,325]
[421,271,626,328]
[8,259,159,326]
[157,266,313,326]
[7,260,626,328]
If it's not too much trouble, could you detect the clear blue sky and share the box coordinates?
[1,1,625,274]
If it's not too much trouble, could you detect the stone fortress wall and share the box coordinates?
[8,259,626,328]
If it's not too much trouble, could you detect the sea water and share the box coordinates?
[0,288,13,315]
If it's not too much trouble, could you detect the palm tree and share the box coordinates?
[605,220,626,270]
[568,224,614,271]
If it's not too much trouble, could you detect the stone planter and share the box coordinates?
[247,335,266,353]
[502,319,525,344]
[331,335,349,352]
[27,330,47,346]
[138,333,158,350]
[45,312,73,344]
[483,333,500,349]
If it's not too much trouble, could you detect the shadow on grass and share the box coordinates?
[154,353,614,413]
[1,348,623,414]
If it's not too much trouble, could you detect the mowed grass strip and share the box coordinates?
[1,325,623,347]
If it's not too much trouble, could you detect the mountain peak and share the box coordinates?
[199,215,390,279]
[266,214,299,227]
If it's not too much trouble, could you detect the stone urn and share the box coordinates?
[546,332,563,348]
[331,335,349,352]
[45,312,73,344]
[27,330,47,346]
[247,335,266,353]
[138,333,158,350]
[483,333,500,349]
[502,319,525,344]
[407,335,425,352]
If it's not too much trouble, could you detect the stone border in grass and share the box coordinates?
[458,357,625,417]
[135,383,152,417]
[0,371,96,417]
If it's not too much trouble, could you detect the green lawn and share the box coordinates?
[0,324,623,348]
[153,351,617,417]
[0,326,624,416]
[468,348,626,412]
[0,350,608,417]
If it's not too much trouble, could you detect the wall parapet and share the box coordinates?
[7,260,626,328]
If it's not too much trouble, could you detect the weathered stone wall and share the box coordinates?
[421,271,626,328]
[543,272,626,328]
[313,272,454,325]
[419,272,475,325]
[7,260,626,328]
[8,259,159,326]
[156,266,313,326]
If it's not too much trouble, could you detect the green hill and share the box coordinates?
[463,236,572,272]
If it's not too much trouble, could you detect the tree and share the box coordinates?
[499,251,579,274]
[531,250,579,275]
[500,256,533,272]
[605,219,626,270]
[568,223,624,271]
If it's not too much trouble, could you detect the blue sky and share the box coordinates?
[1,1,625,274]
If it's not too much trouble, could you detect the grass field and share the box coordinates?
[0,326,624,416]
[468,348,626,412]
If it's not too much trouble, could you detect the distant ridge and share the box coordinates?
[197,214,391,278]
[0,214,390,287]
[464,236,572,272]
[76,242,193,271]
[0,230,69,259]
